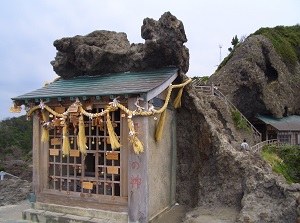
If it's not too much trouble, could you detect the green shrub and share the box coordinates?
[261,145,300,183]
[0,166,5,171]
[253,25,300,72]
[231,109,250,131]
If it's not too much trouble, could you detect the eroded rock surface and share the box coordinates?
[208,35,300,119]
[51,12,189,78]
[176,75,300,223]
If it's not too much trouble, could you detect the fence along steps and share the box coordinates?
[193,80,261,139]
[250,139,278,153]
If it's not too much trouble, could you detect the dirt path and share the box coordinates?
[155,204,239,223]
[182,206,239,223]
[0,200,31,223]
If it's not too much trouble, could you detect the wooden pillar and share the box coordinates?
[128,98,149,223]
[32,112,49,196]
[32,114,41,194]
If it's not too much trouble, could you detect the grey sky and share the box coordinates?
[1,0,299,120]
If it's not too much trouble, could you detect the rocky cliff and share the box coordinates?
[175,83,300,222]
[208,26,300,119]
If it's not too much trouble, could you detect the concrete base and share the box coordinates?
[22,202,128,223]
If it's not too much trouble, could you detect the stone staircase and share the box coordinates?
[22,202,127,223]
[193,82,261,139]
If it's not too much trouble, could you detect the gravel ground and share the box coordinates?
[0,199,31,223]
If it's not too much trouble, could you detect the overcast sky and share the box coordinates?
[0,0,299,121]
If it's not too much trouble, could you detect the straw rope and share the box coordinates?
[24,78,191,154]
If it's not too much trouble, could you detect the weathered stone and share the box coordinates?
[176,72,300,223]
[51,12,189,78]
[209,35,300,119]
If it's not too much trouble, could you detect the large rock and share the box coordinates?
[209,35,300,119]
[51,12,189,78]
[175,76,300,222]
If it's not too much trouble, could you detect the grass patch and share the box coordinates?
[253,25,300,72]
[231,109,251,131]
[261,145,300,184]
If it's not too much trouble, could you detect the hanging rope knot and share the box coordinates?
[42,121,50,128]
[134,97,145,111]
[148,103,155,114]
[109,97,120,107]
[39,99,45,110]
[63,111,69,116]
[75,97,82,106]
[25,106,30,112]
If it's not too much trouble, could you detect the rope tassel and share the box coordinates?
[41,110,49,142]
[62,122,70,156]
[155,110,167,141]
[77,115,87,156]
[173,87,184,109]
[128,118,144,154]
[106,113,121,150]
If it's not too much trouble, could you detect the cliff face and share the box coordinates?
[176,26,300,223]
[208,32,300,119]
[175,85,300,222]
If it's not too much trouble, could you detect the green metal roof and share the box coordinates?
[12,67,178,102]
[257,114,300,131]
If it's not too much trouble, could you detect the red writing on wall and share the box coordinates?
[131,161,140,170]
[130,175,141,190]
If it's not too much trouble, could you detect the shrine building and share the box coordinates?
[11,67,191,223]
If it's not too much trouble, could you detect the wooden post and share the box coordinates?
[32,114,41,194]
[128,98,149,223]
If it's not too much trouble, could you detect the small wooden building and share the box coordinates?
[255,114,300,146]
[11,67,191,223]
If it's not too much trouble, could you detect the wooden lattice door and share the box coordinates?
[48,105,127,201]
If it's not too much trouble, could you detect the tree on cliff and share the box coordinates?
[228,35,239,52]
[0,116,32,161]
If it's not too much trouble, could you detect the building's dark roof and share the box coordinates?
[12,67,178,102]
[257,114,300,131]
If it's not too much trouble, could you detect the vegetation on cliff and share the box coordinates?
[216,24,300,74]
[0,116,32,162]
[253,25,300,71]
[262,145,300,184]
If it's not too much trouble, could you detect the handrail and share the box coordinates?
[194,84,261,139]
[0,171,19,181]
[251,139,278,153]
[214,89,262,138]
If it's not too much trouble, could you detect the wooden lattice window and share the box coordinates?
[48,105,127,200]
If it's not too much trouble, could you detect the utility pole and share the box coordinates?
[219,44,222,64]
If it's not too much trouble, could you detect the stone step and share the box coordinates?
[4,220,31,223]
[22,208,124,223]
[22,202,128,223]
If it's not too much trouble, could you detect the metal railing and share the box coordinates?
[0,171,19,180]
[251,139,278,153]
[214,89,261,138]
[193,84,261,139]
[194,85,213,95]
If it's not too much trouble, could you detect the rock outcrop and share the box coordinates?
[208,34,300,119]
[51,12,189,78]
[175,81,300,223]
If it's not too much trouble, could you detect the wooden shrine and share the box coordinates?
[11,68,191,223]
